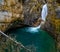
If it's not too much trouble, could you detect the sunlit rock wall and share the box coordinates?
[0,0,23,31]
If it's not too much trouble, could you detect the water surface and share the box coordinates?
[10,27,56,52]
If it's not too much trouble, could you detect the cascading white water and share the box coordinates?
[41,4,48,21]
[27,3,48,32]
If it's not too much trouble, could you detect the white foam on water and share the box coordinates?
[27,21,45,33]
[29,25,41,32]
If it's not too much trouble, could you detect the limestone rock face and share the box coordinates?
[0,0,23,31]
[23,0,42,26]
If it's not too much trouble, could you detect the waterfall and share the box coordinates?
[41,4,48,21]
[27,3,48,32]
